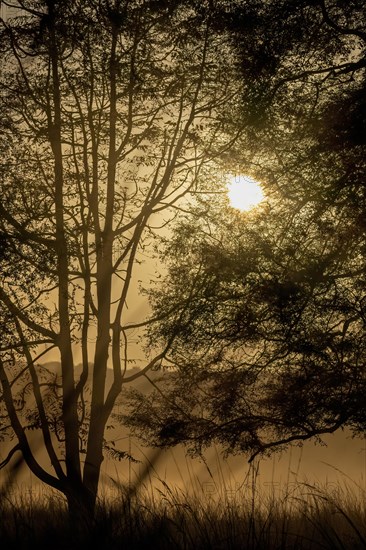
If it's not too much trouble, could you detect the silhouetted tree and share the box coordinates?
[0,0,248,524]
[124,0,366,460]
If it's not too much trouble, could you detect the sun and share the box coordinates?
[227,175,264,212]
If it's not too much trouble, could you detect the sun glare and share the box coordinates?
[227,175,264,211]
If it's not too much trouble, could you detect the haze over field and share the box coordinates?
[1,3,365,546]
[1,364,365,501]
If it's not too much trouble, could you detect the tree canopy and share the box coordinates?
[123,0,366,460]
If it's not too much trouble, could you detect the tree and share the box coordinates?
[0,0,247,523]
[123,0,366,460]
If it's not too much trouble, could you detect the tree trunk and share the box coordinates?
[65,482,96,535]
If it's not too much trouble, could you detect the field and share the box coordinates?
[1,465,365,550]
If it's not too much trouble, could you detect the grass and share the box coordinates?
[1,470,365,550]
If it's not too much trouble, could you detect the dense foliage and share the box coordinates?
[124,0,366,459]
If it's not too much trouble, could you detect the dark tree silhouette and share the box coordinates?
[124,0,366,460]
[0,0,248,524]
